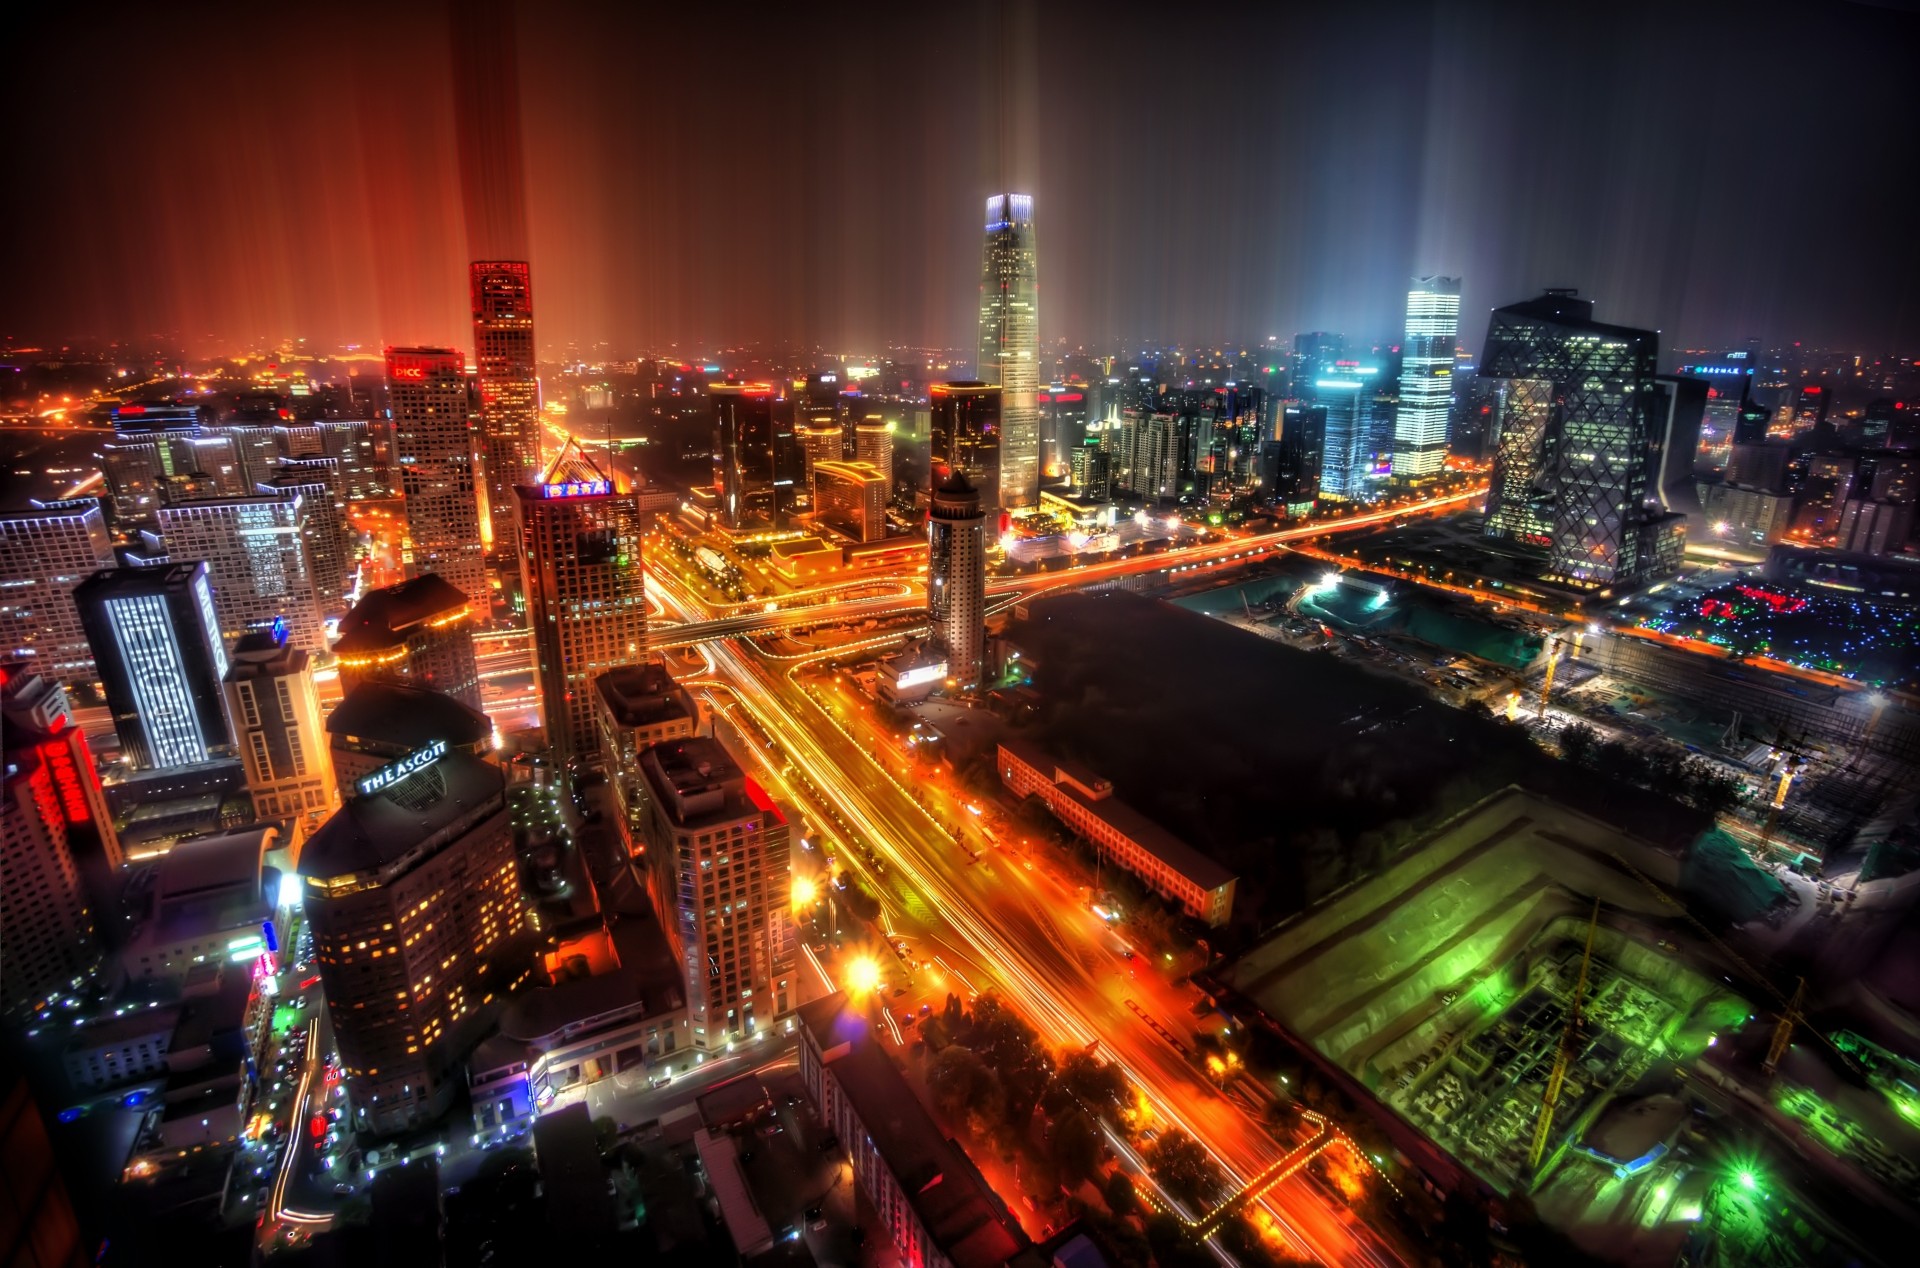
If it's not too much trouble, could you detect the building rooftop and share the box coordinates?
[639,737,783,831]
[1000,738,1233,892]
[153,826,272,905]
[326,681,491,753]
[331,574,470,654]
[825,1027,1025,1268]
[298,750,505,881]
[498,906,685,1044]
[595,663,696,729]
[225,631,306,680]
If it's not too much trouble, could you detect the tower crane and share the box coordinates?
[1528,899,1600,1175]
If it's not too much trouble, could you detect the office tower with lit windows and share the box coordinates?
[853,415,893,482]
[1479,289,1678,588]
[1392,277,1461,479]
[929,381,1003,522]
[157,493,324,653]
[74,563,234,770]
[471,262,542,549]
[300,737,525,1136]
[1,665,112,1014]
[0,498,115,685]
[1292,332,1347,396]
[811,461,889,543]
[258,469,351,614]
[514,442,648,760]
[711,383,778,529]
[1315,363,1383,500]
[386,346,488,614]
[978,193,1040,510]
[332,573,481,710]
[632,735,792,1050]
[927,473,986,689]
[797,416,843,490]
[311,419,392,500]
[1270,403,1327,515]
[222,631,337,858]
[595,663,701,855]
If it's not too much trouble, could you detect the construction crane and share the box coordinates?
[1536,634,1564,720]
[1528,899,1600,1174]
[1763,978,1806,1076]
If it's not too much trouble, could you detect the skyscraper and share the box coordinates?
[73,563,233,771]
[978,193,1039,511]
[222,630,337,858]
[515,441,648,761]
[0,498,115,685]
[471,262,542,549]
[1314,363,1383,500]
[1292,332,1347,397]
[157,493,325,652]
[853,415,893,482]
[1270,403,1327,515]
[2,664,111,1015]
[301,737,524,1135]
[261,464,352,613]
[929,381,1002,522]
[811,460,889,543]
[927,474,986,690]
[632,735,792,1049]
[332,574,482,711]
[710,383,778,529]
[387,346,488,614]
[1479,289,1679,588]
[1393,277,1462,479]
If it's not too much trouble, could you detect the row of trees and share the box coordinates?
[1557,722,1744,814]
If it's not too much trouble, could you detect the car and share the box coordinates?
[333,1183,355,1195]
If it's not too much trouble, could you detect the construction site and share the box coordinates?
[1217,787,1920,1266]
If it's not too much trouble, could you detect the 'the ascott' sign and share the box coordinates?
[356,739,449,797]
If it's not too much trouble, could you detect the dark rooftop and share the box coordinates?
[298,750,505,880]
[499,906,685,1043]
[596,662,696,728]
[332,573,470,655]
[326,680,491,753]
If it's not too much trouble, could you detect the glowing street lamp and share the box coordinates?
[791,876,818,909]
[845,957,882,996]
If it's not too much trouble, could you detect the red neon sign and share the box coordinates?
[1733,584,1807,613]
[118,404,147,416]
[390,366,426,380]
[1803,386,1822,394]
[37,738,91,824]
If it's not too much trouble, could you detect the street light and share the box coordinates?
[845,957,882,995]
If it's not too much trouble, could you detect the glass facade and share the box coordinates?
[978,194,1039,511]
[1392,276,1461,479]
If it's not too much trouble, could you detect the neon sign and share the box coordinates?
[37,738,91,824]
[355,739,448,797]
[390,365,426,380]
[542,479,610,499]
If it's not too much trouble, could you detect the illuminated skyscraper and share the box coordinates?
[853,415,893,480]
[73,563,234,771]
[515,441,648,760]
[301,738,524,1135]
[1270,403,1327,514]
[222,630,336,858]
[1479,289,1679,588]
[1315,363,1383,500]
[157,493,325,652]
[0,497,115,685]
[386,346,488,614]
[978,193,1039,510]
[927,473,986,689]
[332,574,481,710]
[1392,276,1461,479]
[710,383,778,528]
[929,381,1002,521]
[471,262,542,549]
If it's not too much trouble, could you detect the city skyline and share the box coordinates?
[3,3,1917,359]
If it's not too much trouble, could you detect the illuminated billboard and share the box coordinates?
[355,738,449,797]
[895,662,948,691]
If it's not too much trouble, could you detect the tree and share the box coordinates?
[1103,1169,1138,1218]
[1050,1050,1129,1118]
[592,1115,619,1153]
[1048,1108,1103,1187]
[958,992,1055,1130]
[926,1045,1003,1129]
[1143,1129,1222,1209]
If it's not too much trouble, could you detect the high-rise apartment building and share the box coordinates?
[978,194,1040,511]
[811,461,889,543]
[471,262,542,548]
[853,416,893,481]
[711,383,778,529]
[1315,363,1383,500]
[1393,277,1461,479]
[632,736,792,1049]
[929,381,1002,522]
[0,498,115,685]
[223,631,336,858]
[927,474,986,689]
[260,467,352,613]
[595,663,701,854]
[157,494,324,653]
[1,665,112,1014]
[73,564,234,770]
[332,573,481,710]
[387,346,488,614]
[514,443,648,761]
[797,418,845,490]
[301,739,524,1135]
[1479,289,1679,588]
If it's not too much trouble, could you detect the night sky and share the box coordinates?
[3,0,1916,359]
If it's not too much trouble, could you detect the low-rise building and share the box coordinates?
[117,826,278,988]
[997,739,1236,926]
[798,994,1027,1268]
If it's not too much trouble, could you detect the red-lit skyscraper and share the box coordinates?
[470,262,541,549]
[386,346,488,615]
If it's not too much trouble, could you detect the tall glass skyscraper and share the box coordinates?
[929,381,1003,522]
[978,194,1039,512]
[1479,289,1678,588]
[1314,363,1382,500]
[927,473,986,690]
[387,346,488,614]
[470,261,541,550]
[1392,276,1461,479]
[73,563,234,771]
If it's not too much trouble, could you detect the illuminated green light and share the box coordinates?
[1738,1170,1757,1191]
